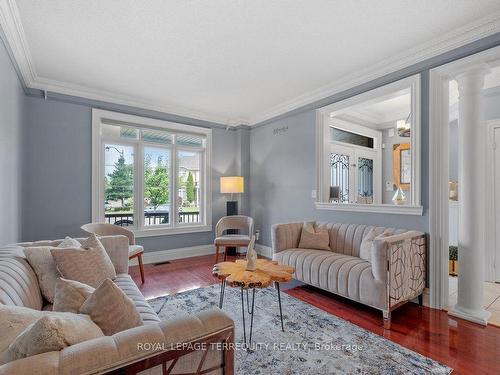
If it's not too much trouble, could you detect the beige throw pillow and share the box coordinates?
[23,238,83,303]
[298,222,330,251]
[0,305,43,354]
[359,229,391,262]
[24,247,61,303]
[0,313,103,364]
[53,278,95,313]
[51,234,116,287]
[80,279,143,335]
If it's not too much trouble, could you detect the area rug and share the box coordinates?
[148,285,452,375]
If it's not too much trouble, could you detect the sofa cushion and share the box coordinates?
[23,246,60,304]
[113,274,160,324]
[51,235,116,288]
[53,278,95,313]
[0,311,103,365]
[298,222,330,251]
[273,248,386,309]
[80,279,143,335]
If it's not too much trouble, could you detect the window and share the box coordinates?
[92,109,212,236]
[316,74,422,215]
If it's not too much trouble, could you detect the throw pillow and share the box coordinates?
[298,222,330,251]
[51,234,116,287]
[24,247,61,303]
[0,313,103,364]
[0,305,43,354]
[359,229,391,262]
[53,278,95,313]
[80,279,143,335]
[57,236,82,248]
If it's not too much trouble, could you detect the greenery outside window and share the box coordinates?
[92,109,212,237]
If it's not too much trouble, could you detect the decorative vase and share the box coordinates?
[392,186,407,205]
[245,235,257,271]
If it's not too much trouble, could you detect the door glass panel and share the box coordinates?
[177,150,202,223]
[144,147,171,226]
[357,157,373,204]
[329,153,350,203]
[104,144,134,226]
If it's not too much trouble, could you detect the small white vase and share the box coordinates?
[392,186,407,205]
[245,235,257,271]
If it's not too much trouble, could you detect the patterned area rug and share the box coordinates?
[148,285,451,375]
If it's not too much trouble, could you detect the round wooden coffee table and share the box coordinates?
[213,259,294,345]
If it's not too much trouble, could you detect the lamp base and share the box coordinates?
[226,201,238,255]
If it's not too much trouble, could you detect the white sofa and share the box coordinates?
[272,222,426,328]
[0,235,234,375]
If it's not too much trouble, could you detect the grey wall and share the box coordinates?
[21,95,244,251]
[0,37,25,244]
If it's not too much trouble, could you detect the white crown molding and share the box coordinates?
[0,0,245,126]
[249,11,500,125]
[2,0,500,127]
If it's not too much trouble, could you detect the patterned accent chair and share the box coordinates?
[272,222,426,329]
[81,223,146,284]
[0,237,234,374]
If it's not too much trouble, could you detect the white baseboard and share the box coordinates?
[255,244,273,259]
[129,244,215,265]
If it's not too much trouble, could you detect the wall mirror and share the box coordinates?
[315,74,422,215]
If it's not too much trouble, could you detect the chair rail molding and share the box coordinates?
[2,0,500,126]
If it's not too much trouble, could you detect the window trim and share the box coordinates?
[92,109,212,237]
[315,74,423,215]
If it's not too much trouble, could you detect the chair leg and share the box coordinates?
[215,246,219,264]
[137,253,145,284]
[224,246,228,261]
[418,293,424,306]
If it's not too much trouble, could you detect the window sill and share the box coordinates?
[315,202,424,216]
[133,224,212,238]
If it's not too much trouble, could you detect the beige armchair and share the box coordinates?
[214,215,254,263]
[81,223,145,284]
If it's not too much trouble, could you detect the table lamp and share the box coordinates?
[220,176,244,216]
[220,176,244,255]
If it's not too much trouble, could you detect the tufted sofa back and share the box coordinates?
[315,222,409,258]
[272,221,410,258]
[0,245,43,310]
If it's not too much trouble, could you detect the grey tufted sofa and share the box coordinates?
[0,235,234,375]
[272,222,426,329]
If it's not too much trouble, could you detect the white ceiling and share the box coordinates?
[3,0,500,125]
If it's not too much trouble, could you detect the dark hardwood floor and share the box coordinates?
[129,254,500,375]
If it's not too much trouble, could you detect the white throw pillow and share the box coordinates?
[57,236,82,248]
[24,247,61,303]
[359,229,391,262]
[0,305,103,365]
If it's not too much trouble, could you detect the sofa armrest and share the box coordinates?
[98,235,130,274]
[271,222,303,254]
[0,309,234,375]
[371,231,426,308]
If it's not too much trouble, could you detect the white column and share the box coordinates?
[449,64,491,325]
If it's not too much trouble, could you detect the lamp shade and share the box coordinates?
[220,176,244,194]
